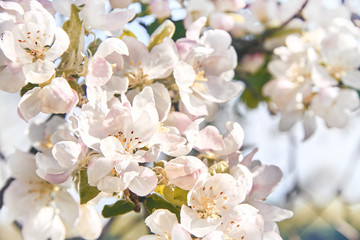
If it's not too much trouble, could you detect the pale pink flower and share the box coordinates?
[139,209,191,240]
[165,156,208,190]
[0,1,69,85]
[17,77,79,121]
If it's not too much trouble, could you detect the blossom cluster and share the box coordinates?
[264,17,360,139]
[0,0,295,240]
[179,0,360,139]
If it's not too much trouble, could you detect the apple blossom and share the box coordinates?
[175,17,243,118]
[139,209,191,240]
[0,1,70,86]
[17,77,79,121]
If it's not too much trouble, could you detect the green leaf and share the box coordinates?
[240,62,272,109]
[148,19,175,50]
[79,169,100,204]
[58,4,84,76]
[87,38,102,56]
[163,186,188,207]
[172,20,186,42]
[102,200,135,218]
[145,194,180,220]
[208,161,230,175]
[20,82,38,97]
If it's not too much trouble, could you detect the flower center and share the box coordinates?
[113,130,142,153]
[192,62,209,93]
[125,61,153,90]
[18,29,52,62]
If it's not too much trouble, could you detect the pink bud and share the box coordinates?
[165,156,207,190]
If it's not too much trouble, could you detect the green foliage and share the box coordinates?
[240,63,272,109]
[172,20,186,42]
[58,4,84,76]
[102,200,135,218]
[162,186,188,207]
[79,170,100,204]
[144,194,181,220]
[209,161,230,175]
[20,82,38,97]
[87,38,102,56]
[143,19,186,43]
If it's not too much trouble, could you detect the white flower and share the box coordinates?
[311,87,360,128]
[18,77,79,121]
[180,173,247,237]
[165,156,208,190]
[175,17,243,118]
[0,1,69,85]
[85,37,128,88]
[139,209,191,240]
[4,150,79,240]
[52,0,136,36]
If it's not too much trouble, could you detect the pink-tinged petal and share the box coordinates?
[145,209,177,235]
[40,77,78,114]
[0,61,26,93]
[137,144,161,163]
[22,60,55,84]
[179,91,208,116]
[86,56,113,86]
[165,156,207,190]
[41,172,72,185]
[175,39,196,60]
[251,165,283,200]
[201,55,234,76]
[87,156,114,186]
[149,0,171,18]
[186,16,207,41]
[180,205,221,237]
[342,70,360,90]
[0,31,18,62]
[150,83,171,122]
[54,190,79,225]
[250,200,293,222]
[197,125,224,151]
[18,87,42,122]
[209,12,235,31]
[146,37,178,79]
[219,121,244,156]
[174,62,196,91]
[52,141,81,168]
[98,175,126,193]
[230,164,253,195]
[194,76,243,103]
[172,222,192,240]
[122,36,150,67]
[0,1,24,15]
[22,207,65,240]
[76,205,103,240]
[129,166,158,196]
[241,148,258,167]
[95,38,128,57]
[164,112,193,134]
[200,29,232,54]
[35,152,64,175]
[45,27,70,61]
[100,136,128,160]
[84,7,136,33]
